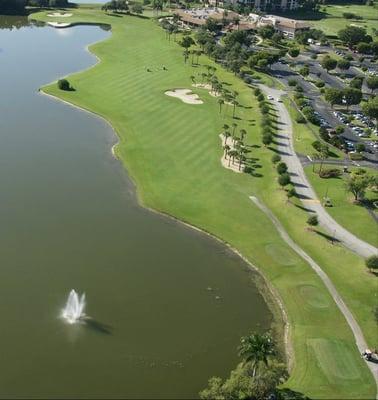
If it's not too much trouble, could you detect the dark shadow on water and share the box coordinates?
[84,318,113,335]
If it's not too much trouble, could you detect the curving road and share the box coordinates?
[260,85,378,259]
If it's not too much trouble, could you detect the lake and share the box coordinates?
[0,16,272,398]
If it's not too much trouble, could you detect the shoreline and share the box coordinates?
[40,88,292,370]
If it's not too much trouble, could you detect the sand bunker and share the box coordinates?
[47,12,73,17]
[192,83,221,98]
[165,89,203,105]
[47,21,71,28]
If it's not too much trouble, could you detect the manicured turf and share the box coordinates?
[298,3,378,36]
[285,98,343,158]
[31,7,376,398]
[305,165,378,247]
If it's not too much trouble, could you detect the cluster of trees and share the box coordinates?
[200,332,288,400]
[254,88,275,148]
[362,96,378,128]
[345,168,377,203]
[222,122,250,172]
[338,25,378,54]
[102,0,129,13]
[325,87,362,110]
[0,0,69,13]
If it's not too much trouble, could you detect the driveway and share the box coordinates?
[260,85,377,259]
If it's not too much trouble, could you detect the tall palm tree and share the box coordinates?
[223,144,230,158]
[240,129,247,142]
[232,99,239,119]
[196,50,202,65]
[238,332,276,377]
[218,98,224,114]
[190,75,196,84]
[224,130,231,145]
[232,122,238,138]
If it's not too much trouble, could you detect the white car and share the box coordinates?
[267,95,274,100]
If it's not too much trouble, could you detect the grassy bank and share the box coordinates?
[286,3,378,36]
[305,165,378,247]
[31,7,376,398]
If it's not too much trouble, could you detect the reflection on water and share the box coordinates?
[0,15,272,399]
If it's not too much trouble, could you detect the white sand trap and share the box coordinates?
[47,12,73,17]
[165,89,203,104]
[47,21,71,28]
[192,83,220,97]
[219,134,244,173]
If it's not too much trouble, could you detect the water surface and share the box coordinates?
[0,16,272,398]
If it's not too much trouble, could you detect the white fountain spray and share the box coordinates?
[62,289,86,324]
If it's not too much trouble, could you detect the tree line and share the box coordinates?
[0,0,70,14]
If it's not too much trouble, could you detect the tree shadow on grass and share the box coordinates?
[277,388,311,400]
[294,202,314,212]
[314,229,341,244]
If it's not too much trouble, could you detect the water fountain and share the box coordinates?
[62,290,86,324]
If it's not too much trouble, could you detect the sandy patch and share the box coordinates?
[47,12,73,17]
[165,89,203,105]
[47,21,71,28]
[192,83,221,98]
[219,134,244,173]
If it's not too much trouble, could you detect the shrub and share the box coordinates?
[254,88,261,96]
[312,140,322,152]
[278,173,291,187]
[257,93,265,102]
[307,215,318,227]
[261,105,270,114]
[288,78,297,87]
[335,125,344,134]
[350,152,364,160]
[262,133,273,146]
[315,81,325,88]
[365,255,378,272]
[295,113,306,124]
[277,162,288,174]
[319,168,342,178]
[272,154,281,164]
[57,79,70,91]
[356,143,366,153]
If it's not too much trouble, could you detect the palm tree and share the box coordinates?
[232,122,238,137]
[190,75,196,84]
[201,72,207,84]
[223,144,230,158]
[224,130,231,145]
[196,50,202,65]
[232,99,239,119]
[228,150,238,167]
[238,332,276,377]
[240,129,247,141]
[218,98,224,114]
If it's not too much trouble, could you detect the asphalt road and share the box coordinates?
[269,60,378,164]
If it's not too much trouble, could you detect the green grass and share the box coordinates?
[305,165,378,247]
[304,3,378,36]
[30,7,376,398]
[285,98,344,158]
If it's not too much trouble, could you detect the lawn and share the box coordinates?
[285,97,344,158]
[30,7,376,398]
[283,3,378,36]
[305,165,378,247]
